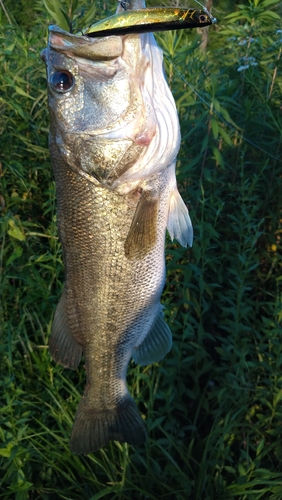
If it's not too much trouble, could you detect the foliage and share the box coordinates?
[0,0,282,499]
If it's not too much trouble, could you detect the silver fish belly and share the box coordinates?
[42,0,193,454]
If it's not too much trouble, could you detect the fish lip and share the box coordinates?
[48,25,124,60]
[48,24,120,42]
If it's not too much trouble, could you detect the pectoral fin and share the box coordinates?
[132,308,172,366]
[124,193,159,260]
[49,288,82,369]
[167,188,193,247]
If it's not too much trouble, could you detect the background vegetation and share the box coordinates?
[0,0,282,498]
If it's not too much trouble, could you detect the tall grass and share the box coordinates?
[1,0,282,499]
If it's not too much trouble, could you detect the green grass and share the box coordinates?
[1,0,282,499]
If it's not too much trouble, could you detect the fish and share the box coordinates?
[82,7,217,38]
[41,0,193,454]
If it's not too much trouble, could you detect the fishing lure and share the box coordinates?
[82,7,217,38]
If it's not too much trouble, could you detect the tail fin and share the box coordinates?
[70,396,147,454]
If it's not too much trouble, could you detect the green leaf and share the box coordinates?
[3,42,15,54]
[6,100,26,119]
[211,117,219,139]
[8,220,26,241]
[256,439,265,456]
[224,12,251,21]
[274,389,282,406]
[14,86,35,100]
[0,448,11,457]
[261,0,281,8]
[258,10,281,20]
[212,146,225,168]
[200,134,209,154]
[224,466,236,474]
[43,0,70,30]
[218,126,233,146]
[238,464,247,476]
[89,487,121,500]
[6,246,23,266]
[82,5,98,29]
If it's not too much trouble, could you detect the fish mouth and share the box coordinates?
[48,25,124,60]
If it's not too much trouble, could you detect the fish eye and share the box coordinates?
[199,14,208,23]
[51,70,74,93]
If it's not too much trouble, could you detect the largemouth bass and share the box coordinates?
[82,7,216,38]
[42,0,193,454]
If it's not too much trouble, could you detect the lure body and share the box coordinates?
[82,7,217,38]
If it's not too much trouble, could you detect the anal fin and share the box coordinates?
[167,188,193,247]
[132,308,172,366]
[124,192,159,260]
[49,288,82,369]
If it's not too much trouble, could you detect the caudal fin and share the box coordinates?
[70,396,147,454]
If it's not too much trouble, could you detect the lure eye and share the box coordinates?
[199,14,208,23]
[51,70,74,92]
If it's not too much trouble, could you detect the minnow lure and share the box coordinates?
[81,8,217,38]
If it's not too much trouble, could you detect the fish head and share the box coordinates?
[42,6,180,192]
